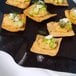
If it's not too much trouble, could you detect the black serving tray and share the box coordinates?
[0,0,76,73]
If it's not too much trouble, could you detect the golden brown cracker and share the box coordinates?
[31,35,62,56]
[24,4,57,22]
[6,0,30,9]
[1,14,26,32]
[44,0,69,6]
[47,22,75,37]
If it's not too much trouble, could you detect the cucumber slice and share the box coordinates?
[59,18,72,31]
[14,20,23,27]
[43,38,57,49]
[49,42,57,49]
[39,7,46,12]
[49,38,56,48]
[29,1,47,16]
[59,18,71,28]
[9,13,18,21]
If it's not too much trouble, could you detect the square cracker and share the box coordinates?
[1,14,26,32]
[6,0,30,9]
[44,0,69,6]
[47,22,75,37]
[31,35,62,56]
[24,4,57,22]
[65,10,76,24]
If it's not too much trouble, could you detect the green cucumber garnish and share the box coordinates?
[43,37,57,49]
[29,1,47,16]
[59,18,72,31]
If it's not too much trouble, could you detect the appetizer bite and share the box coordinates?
[6,0,31,9]
[47,18,75,37]
[1,13,26,32]
[24,1,57,22]
[65,8,76,24]
[31,35,62,56]
[44,0,69,6]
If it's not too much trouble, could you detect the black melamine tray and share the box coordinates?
[0,0,76,73]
